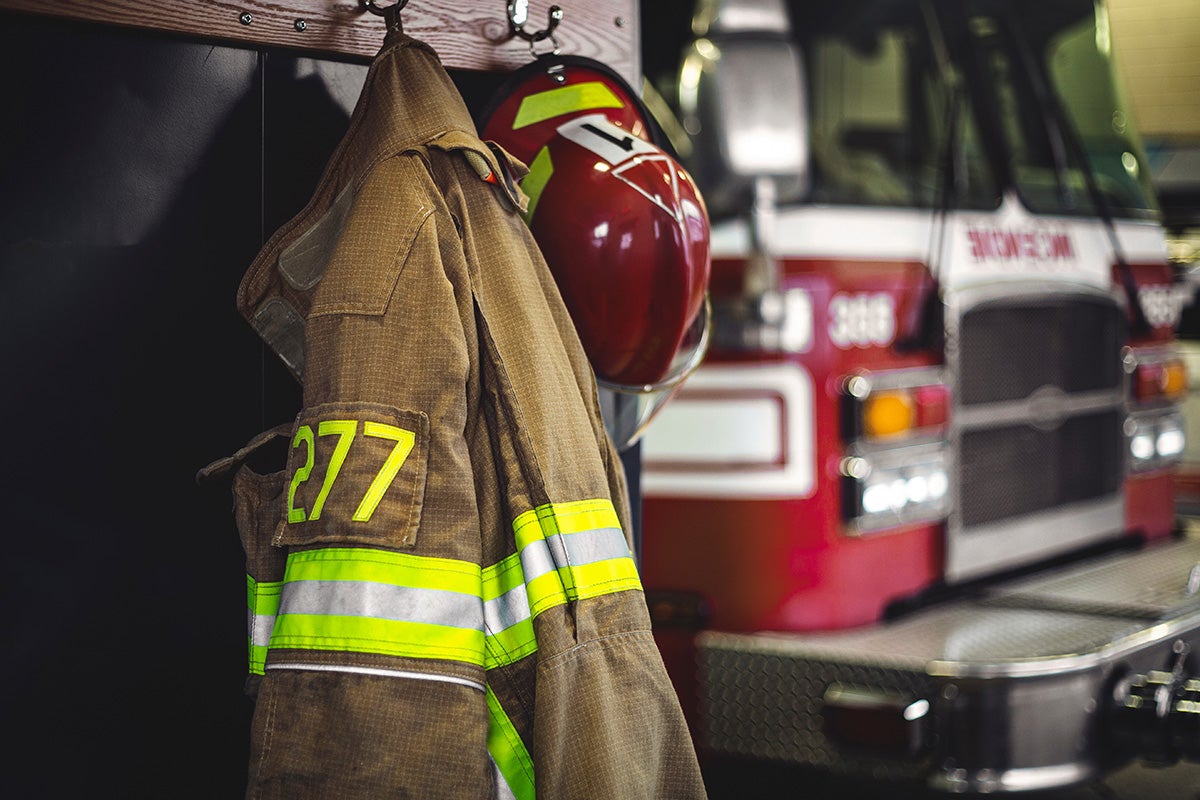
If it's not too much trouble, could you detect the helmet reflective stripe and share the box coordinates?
[268,547,487,665]
[512,81,625,130]
[487,685,536,800]
[520,147,553,223]
[246,575,282,676]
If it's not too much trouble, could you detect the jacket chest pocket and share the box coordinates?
[300,158,433,320]
[276,401,429,550]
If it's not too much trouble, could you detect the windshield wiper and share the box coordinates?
[1002,8,1151,335]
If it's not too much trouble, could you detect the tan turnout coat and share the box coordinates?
[214,32,707,800]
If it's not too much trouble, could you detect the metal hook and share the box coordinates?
[362,0,409,33]
[507,1,563,56]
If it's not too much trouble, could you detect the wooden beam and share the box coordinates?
[0,0,639,80]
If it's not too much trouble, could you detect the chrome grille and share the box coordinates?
[959,410,1124,527]
[958,296,1124,406]
[946,288,1127,580]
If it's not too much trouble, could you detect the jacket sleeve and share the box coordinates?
[239,153,496,800]
[431,141,709,800]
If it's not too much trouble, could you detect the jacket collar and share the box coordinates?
[334,33,482,176]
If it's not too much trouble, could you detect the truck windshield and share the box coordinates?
[791,0,1157,219]
[794,0,999,210]
[961,0,1159,219]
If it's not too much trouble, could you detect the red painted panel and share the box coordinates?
[1126,471,1178,541]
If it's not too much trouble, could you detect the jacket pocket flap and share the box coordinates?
[307,157,433,319]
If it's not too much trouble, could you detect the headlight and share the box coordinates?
[841,369,951,534]
[1126,410,1186,472]
[842,444,950,533]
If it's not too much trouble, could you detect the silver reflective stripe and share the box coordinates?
[518,539,557,583]
[279,580,484,632]
[518,525,631,580]
[491,755,518,800]
[552,526,630,565]
[484,582,531,634]
[249,611,275,648]
[265,662,486,692]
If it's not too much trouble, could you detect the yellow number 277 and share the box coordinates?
[287,419,416,525]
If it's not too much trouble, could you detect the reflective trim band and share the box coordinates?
[521,147,553,222]
[511,81,624,130]
[482,555,537,669]
[268,548,486,666]
[266,662,485,692]
[487,686,536,800]
[247,574,282,676]
[513,499,642,617]
[283,547,481,594]
[280,580,482,631]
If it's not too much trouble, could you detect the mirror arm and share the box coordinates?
[747,175,782,299]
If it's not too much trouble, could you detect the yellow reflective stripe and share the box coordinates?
[512,499,642,616]
[525,570,570,617]
[487,686,536,800]
[483,554,525,600]
[514,499,622,550]
[511,81,624,130]
[521,147,553,223]
[485,617,537,670]
[247,574,282,676]
[283,547,481,595]
[259,498,638,673]
[483,554,538,669]
[534,498,623,535]
[269,614,486,665]
[561,555,643,600]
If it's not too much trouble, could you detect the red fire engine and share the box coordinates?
[639,0,1200,791]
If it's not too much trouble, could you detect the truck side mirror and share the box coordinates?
[677,0,809,220]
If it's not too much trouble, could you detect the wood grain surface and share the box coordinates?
[0,0,639,80]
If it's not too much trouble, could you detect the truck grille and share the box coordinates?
[959,410,1124,527]
[958,297,1124,405]
[953,292,1125,532]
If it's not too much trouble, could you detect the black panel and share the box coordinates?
[0,15,297,798]
[262,53,369,236]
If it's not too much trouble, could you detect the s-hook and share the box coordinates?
[362,0,408,33]
[508,0,563,56]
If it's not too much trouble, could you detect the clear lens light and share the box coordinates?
[1131,433,1156,461]
[906,475,929,503]
[855,459,949,527]
[862,483,892,514]
[1158,427,1186,458]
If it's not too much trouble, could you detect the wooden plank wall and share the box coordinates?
[0,0,639,80]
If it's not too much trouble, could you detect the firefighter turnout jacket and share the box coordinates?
[219,32,707,799]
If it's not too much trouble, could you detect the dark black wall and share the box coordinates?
[0,14,361,797]
[0,11,657,797]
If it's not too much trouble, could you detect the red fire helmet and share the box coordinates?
[479,56,712,449]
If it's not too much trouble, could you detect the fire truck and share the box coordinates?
[637,0,1200,791]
